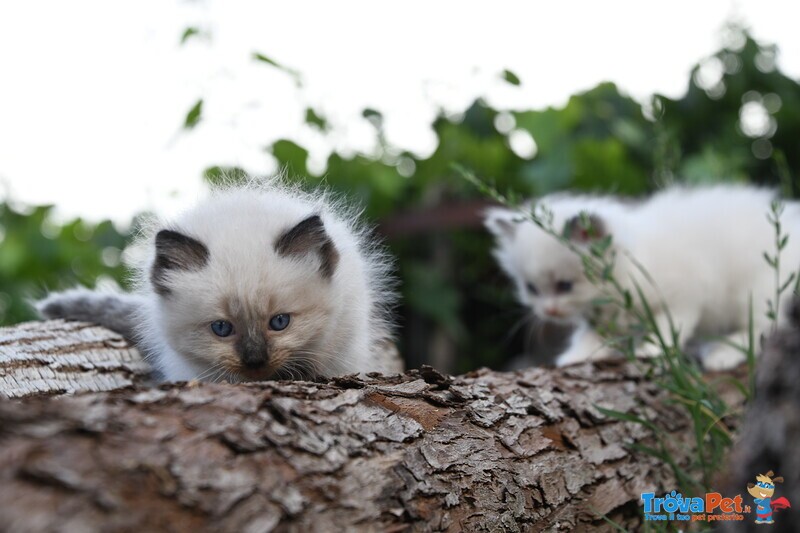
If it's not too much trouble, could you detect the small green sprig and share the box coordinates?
[764,200,796,329]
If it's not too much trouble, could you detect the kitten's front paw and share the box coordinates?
[36,293,70,319]
[555,347,611,367]
[555,351,588,367]
[702,345,746,371]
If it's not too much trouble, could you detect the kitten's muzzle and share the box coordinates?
[544,306,566,318]
[236,332,270,369]
[241,354,268,369]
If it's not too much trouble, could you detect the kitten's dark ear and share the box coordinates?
[485,208,518,240]
[275,215,339,278]
[151,229,210,295]
[564,213,606,243]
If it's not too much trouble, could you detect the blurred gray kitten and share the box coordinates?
[38,179,400,382]
[486,185,800,371]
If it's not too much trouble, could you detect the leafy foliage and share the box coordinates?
[0,203,130,324]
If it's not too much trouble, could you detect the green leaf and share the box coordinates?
[180,27,200,45]
[183,99,203,130]
[305,108,328,131]
[780,272,796,292]
[252,52,301,83]
[501,69,521,86]
[252,52,282,69]
[362,108,383,125]
[594,405,658,432]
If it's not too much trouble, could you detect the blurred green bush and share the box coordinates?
[0,203,130,324]
[3,28,798,373]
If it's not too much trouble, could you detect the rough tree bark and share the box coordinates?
[0,320,744,531]
[0,320,150,398]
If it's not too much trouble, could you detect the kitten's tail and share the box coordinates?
[36,288,145,341]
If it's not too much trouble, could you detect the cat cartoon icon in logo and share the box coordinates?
[747,470,791,524]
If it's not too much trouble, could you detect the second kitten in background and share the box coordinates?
[486,185,800,370]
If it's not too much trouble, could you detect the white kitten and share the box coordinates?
[486,185,800,370]
[38,179,400,382]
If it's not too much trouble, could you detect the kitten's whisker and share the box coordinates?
[290,349,345,376]
[194,365,219,382]
[524,315,546,360]
[505,308,533,340]
[213,366,231,384]
[281,356,322,380]
[195,361,226,382]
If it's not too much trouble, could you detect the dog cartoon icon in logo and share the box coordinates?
[747,470,791,524]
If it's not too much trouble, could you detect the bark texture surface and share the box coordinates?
[0,320,756,531]
[0,320,150,398]
[0,358,717,532]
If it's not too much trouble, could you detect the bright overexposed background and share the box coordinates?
[0,0,798,223]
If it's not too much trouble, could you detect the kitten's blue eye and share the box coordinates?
[210,320,234,337]
[269,314,291,331]
[555,280,573,294]
[526,282,539,295]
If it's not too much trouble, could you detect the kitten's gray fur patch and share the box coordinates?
[151,229,210,295]
[274,215,340,278]
[37,289,145,342]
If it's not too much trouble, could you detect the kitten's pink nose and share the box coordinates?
[544,306,563,317]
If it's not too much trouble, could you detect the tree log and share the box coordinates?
[0,327,742,533]
[0,320,150,398]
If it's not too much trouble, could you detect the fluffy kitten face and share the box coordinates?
[150,200,342,381]
[486,208,603,324]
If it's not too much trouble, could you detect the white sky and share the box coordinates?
[0,0,798,225]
